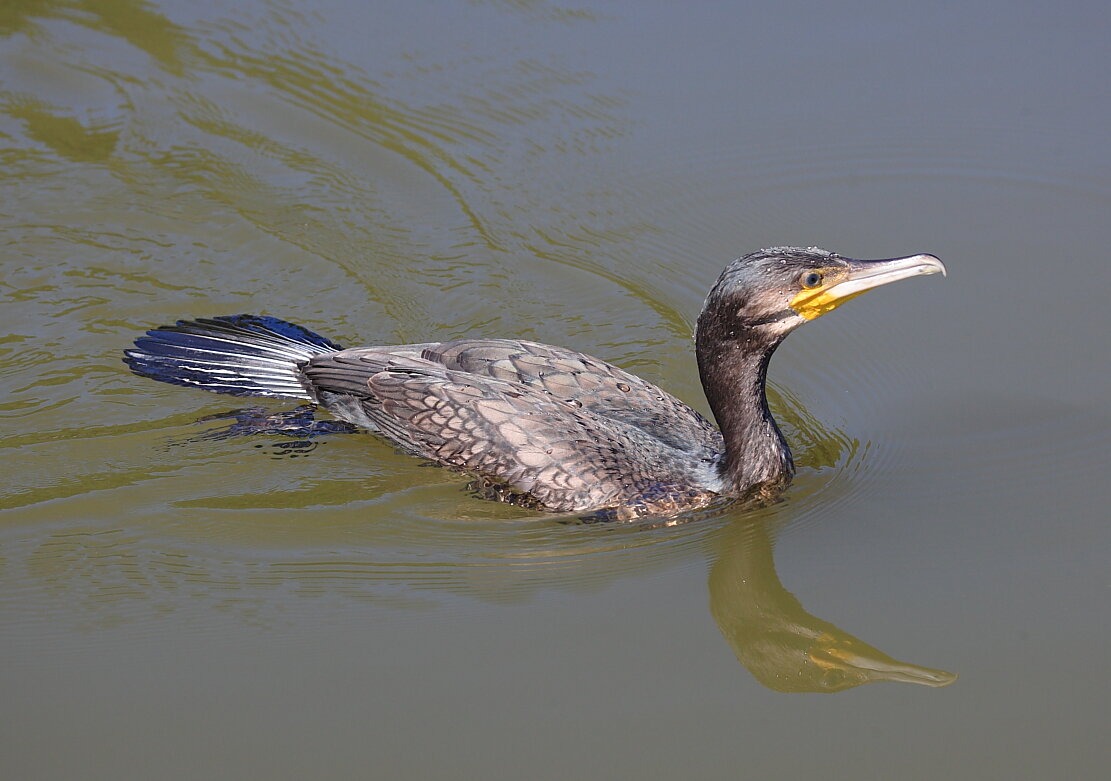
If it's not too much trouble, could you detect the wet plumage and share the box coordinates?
[124,247,944,520]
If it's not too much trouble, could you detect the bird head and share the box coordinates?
[699,247,946,340]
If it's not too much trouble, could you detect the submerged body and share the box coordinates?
[124,247,944,520]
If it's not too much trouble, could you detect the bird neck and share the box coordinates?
[696,323,794,496]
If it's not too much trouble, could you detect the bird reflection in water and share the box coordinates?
[167,368,956,695]
[709,518,957,693]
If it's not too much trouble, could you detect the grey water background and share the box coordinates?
[2,1,1109,778]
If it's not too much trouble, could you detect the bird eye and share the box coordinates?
[800,271,823,289]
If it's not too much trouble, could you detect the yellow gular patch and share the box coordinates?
[789,282,867,320]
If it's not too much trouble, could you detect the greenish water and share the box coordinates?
[2,1,1108,778]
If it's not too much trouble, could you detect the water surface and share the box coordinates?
[2,1,1108,779]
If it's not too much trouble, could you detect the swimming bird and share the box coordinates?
[124,247,944,520]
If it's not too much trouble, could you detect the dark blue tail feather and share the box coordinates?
[171,315,343,352]
[124,315,343,399]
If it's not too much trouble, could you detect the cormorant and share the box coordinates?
[124,247,944,520]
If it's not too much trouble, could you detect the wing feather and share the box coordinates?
[301,339,721,513]
[422,339,721,455]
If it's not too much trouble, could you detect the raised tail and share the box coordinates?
[123,315,344,399]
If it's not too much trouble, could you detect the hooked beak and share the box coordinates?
[791,253,946,320]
